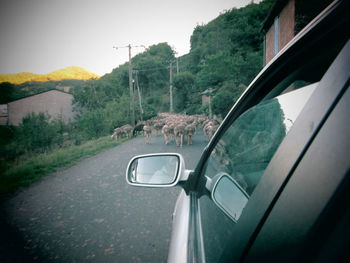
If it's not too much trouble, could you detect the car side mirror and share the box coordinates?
[209,173,249,222]
[126,153,188,187]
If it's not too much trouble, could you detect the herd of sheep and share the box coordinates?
[111,113,221,147]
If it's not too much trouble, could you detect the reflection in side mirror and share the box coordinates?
[212,173,249,222]
[126,153,181,187]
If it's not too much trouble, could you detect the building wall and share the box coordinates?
[0,104,8,125]
[279,0,295,51]
[265,26,275,64]
[8,90,75,126]
[265,0,295,64]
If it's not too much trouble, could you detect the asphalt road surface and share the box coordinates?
[0,131,208,263]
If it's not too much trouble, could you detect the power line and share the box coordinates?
[133,60,179,73]
[133,66,169,72]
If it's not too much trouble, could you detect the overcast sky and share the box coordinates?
[0,0,259,76]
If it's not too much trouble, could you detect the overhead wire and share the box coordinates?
[133,65,171,72]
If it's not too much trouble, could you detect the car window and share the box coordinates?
[199,82,317,263]
[205,82,317,197]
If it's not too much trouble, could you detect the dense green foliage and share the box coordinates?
[1,113,70,161]
[173,72,196,113]
[75,96,130,139]
[16,113,64,152]
[0,82,22,103]
[184,0,273,116]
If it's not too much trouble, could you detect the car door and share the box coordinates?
[245,54,350,262]
[172,3,350,262]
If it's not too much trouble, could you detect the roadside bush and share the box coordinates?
[74,95,130,139]
[75,108,109,140]
[14,112,68,154]
[212,90,236,117]
[104,97,130,129]
[135,103,157,121]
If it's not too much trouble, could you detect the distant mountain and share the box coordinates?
[0,66,100,84]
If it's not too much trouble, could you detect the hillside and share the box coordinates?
[0,66,100,84]
[71,0,274,128]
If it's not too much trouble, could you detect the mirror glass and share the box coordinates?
[128,155,179,185]
[212,174,249,222]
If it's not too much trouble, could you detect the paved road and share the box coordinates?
[0,131,208,263]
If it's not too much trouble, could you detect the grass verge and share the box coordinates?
[0,136,126,195]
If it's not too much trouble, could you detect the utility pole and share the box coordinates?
[113,44,146,126]
[134,70,144,121]
[127,44,135,126]
[169,61,174,113]
[169,47,179,113]
[174,50,179,74]
[202,88,215,119]
[176,56,179,74]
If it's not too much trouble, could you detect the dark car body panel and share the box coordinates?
[246,84,350,262]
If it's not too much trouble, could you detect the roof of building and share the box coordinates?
[8,88,72,104]
[261,0,335,32]
[261,0,289,32]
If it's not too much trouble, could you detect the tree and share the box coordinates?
[173,72,195,113]
[75,108,108,139]
[14,113,67,153]
[195,51,236,91]
[0,82,15,103]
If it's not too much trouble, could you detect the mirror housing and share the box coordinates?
[126,153,188,188]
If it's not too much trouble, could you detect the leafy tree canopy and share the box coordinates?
[0,82,15,103]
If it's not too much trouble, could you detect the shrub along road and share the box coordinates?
[0,131,208,263]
